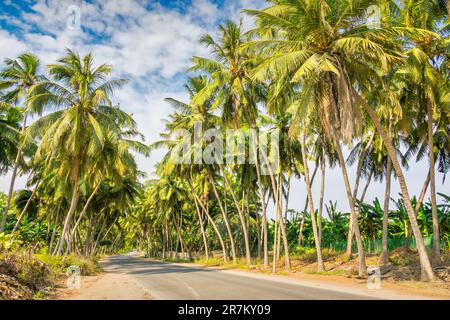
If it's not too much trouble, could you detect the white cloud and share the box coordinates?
[0,30,28,62]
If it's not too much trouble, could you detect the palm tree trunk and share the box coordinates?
[405,169,431,249]
[193,193,209,261]
[358,93,434,281]
[298,215,304,246]
[283,175,291,251]
[277,173,284,261]
[174,211,187,255]
[300,131,325,271]
[84,212,97,256]
[359,169,373,204]
[207,173,237,263]
[56,181,80,255]
[318,156,325,244]
[67,179,102,248]
[56,154,82,255]
[380,158,392,265]
[219,163,252,266]
[331,132,367,277]
[346,168,373,257]
[193,192,227,263]
[255,206,261,261]
[161,225,166,259]
[276,175,282,261]
[90,217,107,256]
[353,133,375,199]
[12,177,41,233]
[427,96,441,264]
[262,191,269,268]
[0,113,27,232]
[346,134,375,257]
[251,134,269,269]
[272,205,279,273]
[260,149,290,271]
[49,202,61,254]
[303,162,318,212]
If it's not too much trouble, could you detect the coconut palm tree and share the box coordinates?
[0,53,42,232]
[397,0,449,264]
[25,49,128,254]
[189,22,269,266]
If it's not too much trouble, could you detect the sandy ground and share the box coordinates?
[54,272,152,300]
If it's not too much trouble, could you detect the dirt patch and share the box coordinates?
[52,272,152,300]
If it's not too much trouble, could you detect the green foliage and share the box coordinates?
[0,232,21,251]
[0,247,52,292]
[0,243,101,299]
[35,252,101,276]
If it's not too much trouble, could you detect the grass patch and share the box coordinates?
[1,241,101,299]
[160,257,191,263]
[305,269,347,276]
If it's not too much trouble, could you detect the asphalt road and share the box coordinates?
[100,254,388,300]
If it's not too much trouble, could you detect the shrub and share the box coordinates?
[388,249,419,266]
[0,248,52,291]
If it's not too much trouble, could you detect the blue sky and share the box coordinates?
[0,0,447,216]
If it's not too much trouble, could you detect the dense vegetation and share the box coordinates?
[0,0,449,288]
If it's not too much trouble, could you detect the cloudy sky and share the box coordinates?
[0,0,447,217]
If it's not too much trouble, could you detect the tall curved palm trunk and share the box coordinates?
[318,155,325,243]
[380,158,392,265]
[0,113,27,232]
[300,130,324,271]
[405,170,431,249]
[55,152,83,256]
[427,97,441,264]
[260,150,290,271]
[56,181,80,255]
[358,94,435,281]
[331,133,367,277]
[208,173,237,263]
[193,197,209,260]
[346,134,374,257]
[219,164,252,266]
[320,78,366,276]
[252,135,269,269]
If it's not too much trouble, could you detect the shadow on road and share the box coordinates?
[101,255,214,276]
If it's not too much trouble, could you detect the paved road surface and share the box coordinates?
[98,254,399,300]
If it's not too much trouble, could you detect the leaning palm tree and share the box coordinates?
[397,0,449,264]
[164,76,238,263]
[190,20,291,269]
[0,53,42,232]
[26,49,128,254]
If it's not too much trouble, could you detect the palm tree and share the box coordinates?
[0,53,42,232]
[26,49,128,254]
[398,0,449,264]
[189,21,268,267]
[165,76,238,263]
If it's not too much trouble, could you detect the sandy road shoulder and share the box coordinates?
[53,271,152,300]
